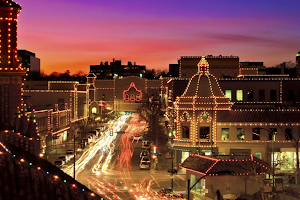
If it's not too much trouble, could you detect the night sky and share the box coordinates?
[16,0,300,74]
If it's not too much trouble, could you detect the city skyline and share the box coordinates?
[16,0,300,74]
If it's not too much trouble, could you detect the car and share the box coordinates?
[142,141,151,149]
[139,156,151,169]
[157,188,183,198]
[54,160,64,168]
[58,155,71,163]
[66,149,74,155]
[140,150,150,158]
[139,160,151,170]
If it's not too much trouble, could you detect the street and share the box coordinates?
[62,114,186,200]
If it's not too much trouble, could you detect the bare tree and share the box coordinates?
[136,92,168,147]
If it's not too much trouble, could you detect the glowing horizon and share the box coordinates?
[15,0,300,75]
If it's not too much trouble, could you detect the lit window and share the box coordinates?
[136,94,140,101]
[237,128,245,140]
[225,90,232,100]
[221,128,229,141]
[91,107,97,114]
[236,90,243,101]
[254,152,261,159]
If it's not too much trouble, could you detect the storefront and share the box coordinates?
[273,148,299,170]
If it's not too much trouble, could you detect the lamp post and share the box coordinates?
[255,127,276,200]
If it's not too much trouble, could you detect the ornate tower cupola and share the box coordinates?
[0,0,26,130]
[174,56,232,150]
[0,0,22,69]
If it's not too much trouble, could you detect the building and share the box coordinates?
[0,0,27,131]
[239,61,265,75]
[179,55,240,79]
[18,49,41,73]
[180,154,272,200]
[296,51,300,77]
[168,63,179,77]
[165,56,300,174]
[0,139,103,200]
[87,73,160,115]
[90,58,146,79]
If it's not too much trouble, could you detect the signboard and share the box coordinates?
[263,179,272,193]
[275,178,283,193]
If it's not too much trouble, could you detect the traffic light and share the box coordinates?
[153,145,157,154]
[109,129,113,136]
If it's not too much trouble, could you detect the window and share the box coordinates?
[285,128,292,140]
[288,90,294,101]
[269,128,277,140]
[124,94,129,101]
[130,94,135,101]
[270,90,276,101]
[136,94,141,101]
[259,90,265,101]
[247,90,254,101]
[225,90,232,100]
[182,126,190,139]
[58,98,64,106]
[252,128,260,140]
[91,107,97,114]
[221,128,229,141]
[236,90,243,101]
[199,127,210,140]
[254,152,261,159]
[237,128,245,140]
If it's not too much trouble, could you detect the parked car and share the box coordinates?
[54,160,64,168]
[66,149,74,155]
[58,155,70,163]
[157,188,183,198]
[139,156,151,170]
[140,150,150,158]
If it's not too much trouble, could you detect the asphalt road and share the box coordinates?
[75,139,186,200]
[63,115,186,200]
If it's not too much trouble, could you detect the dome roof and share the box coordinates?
[182,56,224,98]
[297,51,300,57]
[175,56,232,110]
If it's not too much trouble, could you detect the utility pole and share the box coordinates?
[73,133,76,179]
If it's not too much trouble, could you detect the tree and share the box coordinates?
[136,92,168,147]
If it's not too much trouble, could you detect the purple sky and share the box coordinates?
[15,0,300,74]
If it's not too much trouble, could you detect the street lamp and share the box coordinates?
[187,170,231,200]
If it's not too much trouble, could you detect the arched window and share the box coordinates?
[130,94,135,101]
[136,94,141,101]
[92,107,97,114]
[124,94,129,101]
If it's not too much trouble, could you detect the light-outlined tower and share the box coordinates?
[0,0,27,130]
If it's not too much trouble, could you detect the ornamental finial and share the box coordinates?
[197,56,209,75]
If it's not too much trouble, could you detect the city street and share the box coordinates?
[62,114,186,200]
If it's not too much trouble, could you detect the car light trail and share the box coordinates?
[63,115,129,177]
